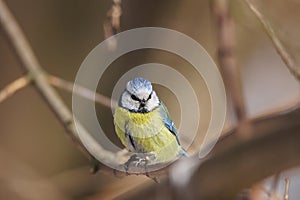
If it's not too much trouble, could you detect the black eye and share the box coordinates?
[131,94,140,101]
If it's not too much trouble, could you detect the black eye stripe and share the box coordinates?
[129,91,153,102]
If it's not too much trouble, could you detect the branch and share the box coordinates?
[0,0,123,172]
[0,74,31,103]
[244,0,300,81]
[118,103,300,199]
[211,0,249,130]
[103,0,122,51]
[0,0,171,178]
[48,75,117,108]
[0,0,91,155]
[0,73,117,109]
[187,123,300,199]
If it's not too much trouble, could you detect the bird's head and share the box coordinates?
[120,78,160,113]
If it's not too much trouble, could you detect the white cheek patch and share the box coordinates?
[121,92,140,111]
[146,92,160,111]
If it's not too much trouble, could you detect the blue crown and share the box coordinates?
[126,78,153,95]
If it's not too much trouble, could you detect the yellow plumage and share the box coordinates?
[114,105,182,163]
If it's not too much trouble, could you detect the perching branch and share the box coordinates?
[244,0,300,81]
[0,74,31,103]
[119,102,300,200]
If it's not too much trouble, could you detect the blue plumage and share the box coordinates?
[159,102,189,157]
[126,77,152,97]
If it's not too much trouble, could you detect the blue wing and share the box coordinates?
[159,102,180,144]
[159,102,189,157]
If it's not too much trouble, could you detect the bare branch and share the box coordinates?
[0,0,126,174]
[0,73,117,109]
[0,0,171,178]
[109,0,122,31]
[0,74,31,103]
[48,75,117,108]
[117,103,300,199]
[0,0,92,156]
[211,0,250,133]
[103,0,122,51]
[244,0,300,81]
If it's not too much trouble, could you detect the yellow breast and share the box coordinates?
[113,106,181,162]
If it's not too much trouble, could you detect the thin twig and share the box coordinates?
[48,75,117,108]
[108,0,122,32]
[0,74,31,103]
[211,0,251,135]
[103,0,122,51]
[244,0,300,81]
[284,178,290,200]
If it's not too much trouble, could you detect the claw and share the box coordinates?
[123,154,138,173]
[135,157,148,167]
[122,152,156,173]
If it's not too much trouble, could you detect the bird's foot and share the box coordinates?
[122,152,156,173]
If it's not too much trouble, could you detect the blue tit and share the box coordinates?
[113,77,188,163]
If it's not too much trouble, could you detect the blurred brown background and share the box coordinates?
[0,0,299,199]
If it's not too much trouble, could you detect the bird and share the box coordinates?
[113,77,188,165]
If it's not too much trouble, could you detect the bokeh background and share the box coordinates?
[0,0,299,199]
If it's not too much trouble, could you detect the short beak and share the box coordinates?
[139,101,146,108]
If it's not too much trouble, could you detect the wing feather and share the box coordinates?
[159,102,189,157]
[159,102,181,145]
